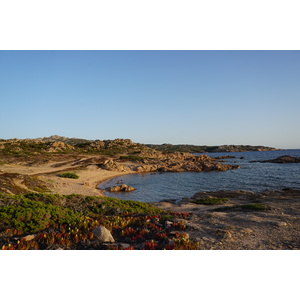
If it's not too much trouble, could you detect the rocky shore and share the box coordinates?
[153,188,300,249]
[0,138,240,195]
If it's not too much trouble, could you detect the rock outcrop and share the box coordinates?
[47,141,75,153]
[100,159,131,172]
[251,155,300,163]
[106,184,135,192]
[133,154,239,173]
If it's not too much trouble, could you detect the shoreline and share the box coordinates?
[0,158,138,197]
[45,167,138,197]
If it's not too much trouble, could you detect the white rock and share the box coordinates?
[22,235,35,242]
[92,226,115,243]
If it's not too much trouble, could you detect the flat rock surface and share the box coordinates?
[153,189,300,249]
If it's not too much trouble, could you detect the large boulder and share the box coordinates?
[92,226,115,243]
[106,184,135,192]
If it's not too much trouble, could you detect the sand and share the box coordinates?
[0,158,136,196]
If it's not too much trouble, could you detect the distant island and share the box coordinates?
[146,143,279,153]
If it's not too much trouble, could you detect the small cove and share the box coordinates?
[98,149,300,203]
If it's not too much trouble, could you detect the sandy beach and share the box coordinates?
[0,156,136,196]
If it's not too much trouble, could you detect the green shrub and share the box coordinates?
[240,204,271,211]
[0,199,83,233]
[214,203,271,212]
[91,197,165,216]
[23,193,65,205]
[58,172,79,179]
[191,197,229,205]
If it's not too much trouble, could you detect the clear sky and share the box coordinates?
[0,50,299,148]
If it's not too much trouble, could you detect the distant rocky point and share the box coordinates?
[146,143,280,153]
[251,155,300,164]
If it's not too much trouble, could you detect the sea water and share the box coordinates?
[98,149,300,203]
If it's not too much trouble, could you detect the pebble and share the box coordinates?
[22,234,35,242]
[165,221,173,228]
[274,221,288,227]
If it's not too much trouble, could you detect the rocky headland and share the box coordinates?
[146,143,280,153]
[0,137,240,195]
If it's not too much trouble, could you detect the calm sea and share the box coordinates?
[98,149,300,203]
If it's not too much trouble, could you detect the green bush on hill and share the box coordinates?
[58,172,79,179]
[191,197,229,205]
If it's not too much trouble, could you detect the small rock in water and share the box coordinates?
[106,184,135,192]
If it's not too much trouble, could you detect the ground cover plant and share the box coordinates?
[240,203,271,211]
[191,197,229,205]
[0,193,198,250]
[58,172,79,179]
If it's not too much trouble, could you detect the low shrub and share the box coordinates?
[191,197,229,205]
[240,204,271,211]
[58,172,79,179]
[214,203,271,212]
[91,197,166,216]
[0,199,83,233]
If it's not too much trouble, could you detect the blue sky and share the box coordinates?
[0,50,299,148]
